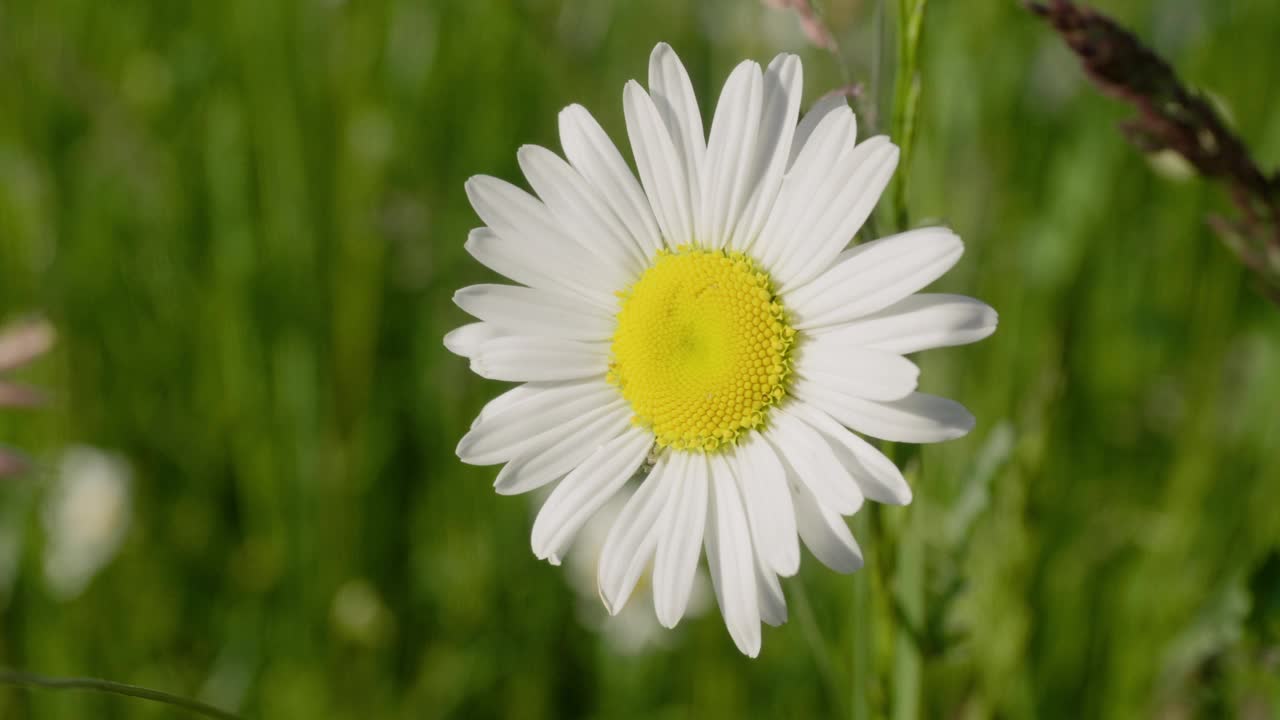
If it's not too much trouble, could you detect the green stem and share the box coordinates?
[0,669,241,720]
[869,0,888,134]
[850,509,875,720]
[867,2,930,718]
[793,580,848,717]
[891,454,924,720]
[842,1,930,716]
[891,0,928,232]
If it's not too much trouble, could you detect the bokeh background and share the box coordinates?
[1,0,1279,717]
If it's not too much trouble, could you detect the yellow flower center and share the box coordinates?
[608,247,795,452]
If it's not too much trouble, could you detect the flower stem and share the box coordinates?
[793,579,848,716]
[891,454,924,720]
[0,669,241,720]
[891,0,928,233]
[882,1,930,716]
[850,509,875,720]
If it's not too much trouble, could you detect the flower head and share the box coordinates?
[42,446,133,600]
[447,44,997,656]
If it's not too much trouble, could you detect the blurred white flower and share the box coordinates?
[561,487,710,655]
[42,446,133,600]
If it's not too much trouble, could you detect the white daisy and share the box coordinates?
[42,446,132,600]
[446,43,997,657]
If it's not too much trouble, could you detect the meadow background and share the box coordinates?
[1,0,1279,717]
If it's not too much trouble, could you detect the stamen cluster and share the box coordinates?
[609,247,795,451]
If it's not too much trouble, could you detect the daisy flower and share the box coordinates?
[43,446,133,600]
[446,43,997,656]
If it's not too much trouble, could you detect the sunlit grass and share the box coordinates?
[0,0,1277,717]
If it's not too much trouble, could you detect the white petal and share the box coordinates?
[624,81,694,247]
[764,410,864,516]
[457,380,617,464]
[530,426,653,565]
[469,336,608,382]
[705,454,762,657]
[472,383,540,428]
[786,227,965,330]
[753,107,857,268]
[784,401,912,505]
[517,144,648,274]
[795,381,976,443]
[559,104,663,259]
[648,43,705,235]
[729,431,799,577]
[775,137,899,290]
[700,60,763,248]
[729,53,803,252]
[464,177,616,306]
[462,227,548,291]
[812,294,999,355]
[793,483,864,573]
[789,94,849,168]
[463,228,615,313]
[494,400,632,496]
[598,455,674,614]
[756,558,788,627]
[795,344,919,402]
[454,284,615,341]
[653,452,709,628]
[443,322,503,358]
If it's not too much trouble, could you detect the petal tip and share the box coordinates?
[654,602,681,629]
[493,479,523,496]
[983,304,1000,330]
[515,144,540,163]
[950,407,977,439]
[455,435,480,465]
[443,324,484,357]
[738,638,762,658]
[469,357,493,380]
[463,174,488,195]
[892,485,914,506]
[622,79,647,108]
[559,103,587,122]
[598,585,623,616]
[774,551,801,578]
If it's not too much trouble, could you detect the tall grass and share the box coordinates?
[0,0,1277,717]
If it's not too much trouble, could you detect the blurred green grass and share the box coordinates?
[1,0,1278,717]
